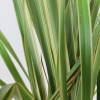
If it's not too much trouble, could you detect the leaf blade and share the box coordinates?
[58,0,68,99]
[76,0,92,100]
[0,41,25,87]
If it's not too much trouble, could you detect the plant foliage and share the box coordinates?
[0,0,100,100]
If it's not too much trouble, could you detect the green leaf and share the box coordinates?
[24,4,47,99]
[0,83,33,100]
[92,13,100,52]
[41,0,58,67]
[75,77,81,100]
[16,83,34,100]
[58,0,68,99]
[67,62,80,82]
[92,36,100,96]
[76,0,92,100]
[6,84,23,100]
[71,75,81,100]
[91,0,100,29]
[0,84,13,100]
[0,41,25,87]
[65,1,76,68]
[0,80,6,86]
[13,1,48,99]
[0,31,28,78]
[50,62,80,100]
[26,0,56,95]
[13,1,41,99]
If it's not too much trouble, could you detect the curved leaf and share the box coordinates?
[0,41,25,87]
[0,31,28,78]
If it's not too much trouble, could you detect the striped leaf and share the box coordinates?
[58,0,68,99]
[76,0,92,100]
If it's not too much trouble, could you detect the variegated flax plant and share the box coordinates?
[0,0,100,100]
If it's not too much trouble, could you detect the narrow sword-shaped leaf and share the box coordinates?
[14,1,47,99]
[0,31,28,78]
[91,0,100,29]
[76,76,81,100]
[0,41,25,87]
[58,0,68,99]
[76,0,92,100]
[42,0,58,67]
[92,36,100,96]
[65,1,75,68]
[26,0,56,94]
[24,3,47,99]
[13,1,41,99]
[71,76,80,100]
[92,13,100,53]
